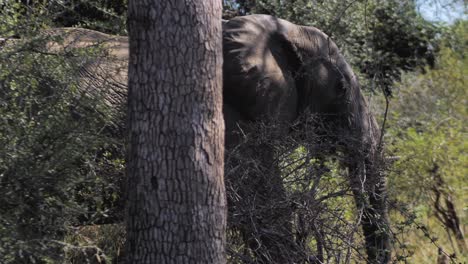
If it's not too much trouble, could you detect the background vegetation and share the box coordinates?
[0,0,465,263]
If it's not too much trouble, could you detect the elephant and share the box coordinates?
[222,15,390,263]
[32,14,391,263]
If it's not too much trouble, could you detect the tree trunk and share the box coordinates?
[125,1,226,263]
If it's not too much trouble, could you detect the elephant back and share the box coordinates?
[36,28,129,133]
[41,28,128,108]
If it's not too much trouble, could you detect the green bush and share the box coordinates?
[387,21,467,262]
[0,4,125,263]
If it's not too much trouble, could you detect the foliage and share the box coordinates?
[49,0,127,35]
[0,3,125,263]
[63,224,125,263]
[386,20,467,262]
[4,0,127,35]
[388,21,467,203]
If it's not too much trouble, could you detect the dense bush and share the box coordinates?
[386,21,467,262]
[0,3,125,263]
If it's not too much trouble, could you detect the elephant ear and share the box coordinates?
[222,15,303,123]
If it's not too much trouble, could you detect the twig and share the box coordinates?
[378,84,390,151]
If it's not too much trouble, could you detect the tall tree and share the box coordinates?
[125,1,226,263]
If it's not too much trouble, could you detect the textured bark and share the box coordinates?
[125,1,226,264]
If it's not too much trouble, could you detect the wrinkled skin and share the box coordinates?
[35,15,391,263]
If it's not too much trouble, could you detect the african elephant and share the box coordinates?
[222,15,390,263]
[36,14,390,263]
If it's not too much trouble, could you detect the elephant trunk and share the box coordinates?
[349,152,391,263]
[348,91,392,263]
